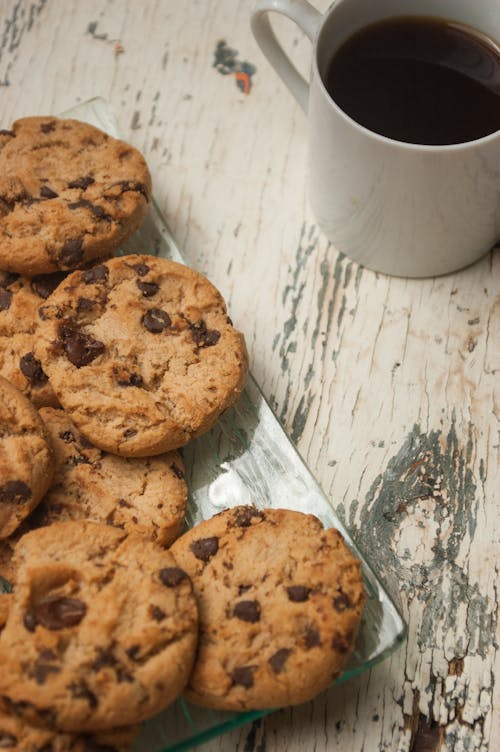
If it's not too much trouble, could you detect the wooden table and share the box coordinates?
[1,1,497,749]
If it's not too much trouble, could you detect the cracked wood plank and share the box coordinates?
[0,1,497,750]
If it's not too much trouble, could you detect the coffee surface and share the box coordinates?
[324,16,500,145]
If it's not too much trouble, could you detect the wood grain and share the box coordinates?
[0,1,498,750]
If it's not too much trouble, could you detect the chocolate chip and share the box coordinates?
[170,463,184,479]
[333,593,351,612]
[268,648,291,674]
[131,262,150,276]
[0,129,15,137]
[150,605,166,622]
[91,648,117,671]
[126,645,141,661]
[104,509,118,527]
[0,480,32,504]
[59,238,84,267]
[233,600,261,623]
[0,272,19,287]
[231,666,256,688]
[114,179,149,200]
[68,199,91,211]
[2,697,43,718]
[23,610,38,632]
[286,586,311,603]
[33,662,60,685]
[89,204,112,221]
[68,199,112,222]
[304,626,321,649]
[77,297,96,312]
[19,352,48,385]
[331,631,350,653]
[31,271,66,299]
[159,567,187,587]
[233,506,264,528]
[58,325,105,367]
[0,733,17,747]
[190,320,221,348]
[68,176,94,190]
[116,371,143,387]
[34,595,87,630]
[68,680,98,709]
[0,290,12,311]
[40,185,58,199]
[40,121,56,133]
[136,280,159,297]
[202,329,220,346]
[142,308,171,333]
[123,428,137,438]
[83,264,109,284]
[190,537,219,562]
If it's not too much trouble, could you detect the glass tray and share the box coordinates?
[1,98,406,751]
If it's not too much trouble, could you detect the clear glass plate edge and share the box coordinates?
[49,96,407,750]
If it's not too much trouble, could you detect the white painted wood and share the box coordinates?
[0,1,497,750]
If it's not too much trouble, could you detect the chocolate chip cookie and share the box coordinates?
[0,270,63,408]
[170,506,365,710]
[0,520,198,732]
[37,407,187,546]
[35,254,248,456]
[0,706,138,751]
[0,377,54,539]
[0,117,151,275]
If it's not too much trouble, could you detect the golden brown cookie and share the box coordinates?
[0,521,198,732]
[171,506,365,710]
[0,270,63,408]
[0,377,54,539]
[35,254,248,456]
[0,705,138,751]
[0,117,151,275]
[37,406,187,546]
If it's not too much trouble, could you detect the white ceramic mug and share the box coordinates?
[251,0,500,277]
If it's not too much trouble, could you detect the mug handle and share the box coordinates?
[251,0,323,112]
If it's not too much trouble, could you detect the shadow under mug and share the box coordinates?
[251,0,500,278]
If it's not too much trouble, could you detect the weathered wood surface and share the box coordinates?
[0,1,498,750]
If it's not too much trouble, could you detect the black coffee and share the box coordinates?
[324,16,500,145]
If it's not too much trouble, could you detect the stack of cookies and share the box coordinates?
[0,117,365,749]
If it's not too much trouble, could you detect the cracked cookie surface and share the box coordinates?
[0,270,63,407]
[35,254,248,456]
[0,117,151,275]
[0,377,54,539]
[0,520,198,732]
[171,506,365,710]
[37,407,187,546]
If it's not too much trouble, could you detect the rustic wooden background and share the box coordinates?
[0,1,498,750]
